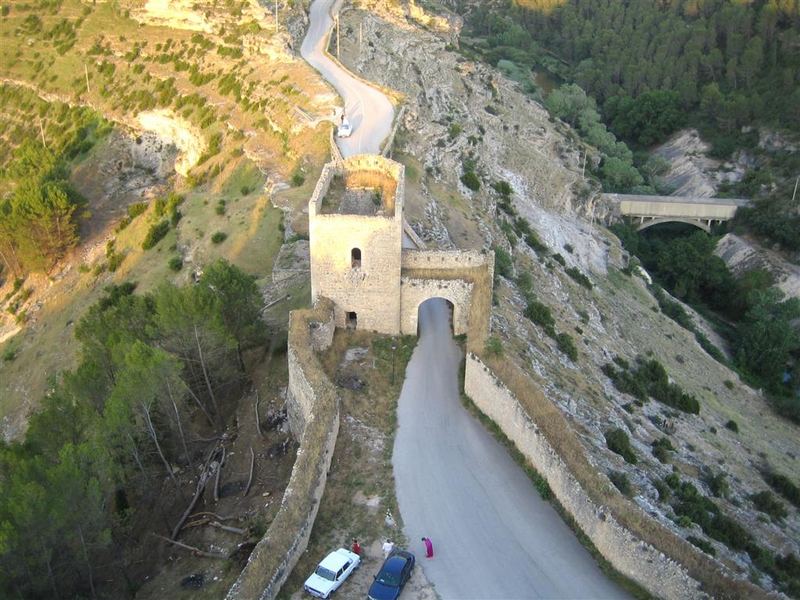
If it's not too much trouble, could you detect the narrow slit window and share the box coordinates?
[351,248,362,268]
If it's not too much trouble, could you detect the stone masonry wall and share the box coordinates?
[464,353,705,600]
[226,299,340,600]
[464,352,770,600]
[309,156,405,334]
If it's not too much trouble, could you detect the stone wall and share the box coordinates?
[309,156,404,334]
[464,353,770,600]
[226,299,340,600]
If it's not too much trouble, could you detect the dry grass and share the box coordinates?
[477,351,770,600]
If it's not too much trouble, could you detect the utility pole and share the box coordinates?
[581,150,586,178]
[359,22,362,57]
[792,175,799,209]
[84,63,90,95]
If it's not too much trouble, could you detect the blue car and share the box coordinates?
[367,550,415,600]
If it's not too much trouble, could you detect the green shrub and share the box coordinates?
[485,336,503,357]
[211,231,227,244]
[602,357,700,414]
[141,220,170,250]
[127,201,148,219]
[651,437,674,463]
[707,472,729,498]
[516,271,533,294]
[524,299,555,337]
[609,470,633,496]
[763,471,800,509]
[2,346,17,362]
[461,170,480,191]
[168,257,183,272]
[750,491,788,521]
[605,428,637,464]
[552,253,566,266]
[653,478,671,502]
[107,252,124,272]
[493,180,512,196]
[290,170,305,187]
[555,332,578,361]
[216,200,226,215]
[565,266,593,289]
[494,247,513,279]
[725,419,739,433]
[687,536,716,556]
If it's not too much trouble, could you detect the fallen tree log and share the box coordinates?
[153,534,226,559]
[243,447,255,497]
[171,445,220,540]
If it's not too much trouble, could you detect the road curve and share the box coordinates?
[299,5,627,598]
[300,0,394,156]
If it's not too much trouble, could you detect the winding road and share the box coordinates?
[300,3,627,598]
[300,0,394,155]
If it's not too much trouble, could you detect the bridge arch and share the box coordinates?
[635,217,712,233]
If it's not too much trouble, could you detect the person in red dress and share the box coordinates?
[351,538,362,555]
[421,537,434,558]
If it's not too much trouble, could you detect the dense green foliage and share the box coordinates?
[664,474,800,595]
[614,223,800,418]
[0,260,265,597]
[764,470,800,509]
[468,0,800,140]
[602,356,701,414]
[0,141,83,276]
[605,427,637,464]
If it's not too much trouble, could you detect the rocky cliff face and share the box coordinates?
[716,233,800,299]
[335,1,800,590]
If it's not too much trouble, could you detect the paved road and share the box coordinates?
[393,300,627,599]
[300,0,394,156]
[299,6,627,598]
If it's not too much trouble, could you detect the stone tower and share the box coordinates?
[308,154,405,335]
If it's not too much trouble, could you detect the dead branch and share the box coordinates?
[153,534,226,559]
[254,391,264,438]
[243,447,255,498]
[213,447,226,503]
[171,445,220,540]
[210,521,247,535]
[187,511,236,522]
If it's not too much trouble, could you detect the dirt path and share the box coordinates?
[300,0,394,156]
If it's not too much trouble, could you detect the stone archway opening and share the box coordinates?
[416,297,454,337]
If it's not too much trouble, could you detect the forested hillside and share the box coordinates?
[469,0,800,150]
[0,262,272,598]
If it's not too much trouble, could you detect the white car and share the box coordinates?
[303,548,361,598]
[337,120,353,138]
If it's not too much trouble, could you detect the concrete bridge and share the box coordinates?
[604,193,750,232]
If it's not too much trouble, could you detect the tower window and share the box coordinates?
[351,248,362,268]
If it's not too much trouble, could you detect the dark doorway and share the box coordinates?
[416,298,454,337]
[351,248,362,268]
[346,311,358,329]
